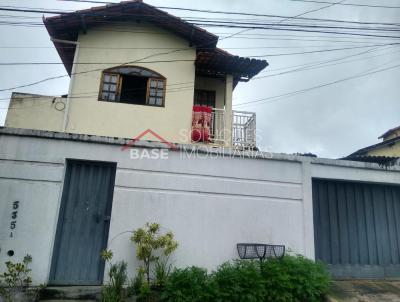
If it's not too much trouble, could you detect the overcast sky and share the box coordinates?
[0,0,399,158]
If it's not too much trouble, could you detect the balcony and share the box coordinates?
[192,107,256,148]
[232,110,257,148]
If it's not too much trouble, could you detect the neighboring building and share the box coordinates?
[345,125,400,165]
[5,0,267,148]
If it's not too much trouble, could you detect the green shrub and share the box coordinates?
[161,256,330,302]
[212,260,265,302]
[260,255,331,302]
[161,266,214,302]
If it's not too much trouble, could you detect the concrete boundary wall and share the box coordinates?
[0,127,399,285]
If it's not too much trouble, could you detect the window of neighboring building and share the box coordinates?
[99,66,166,107]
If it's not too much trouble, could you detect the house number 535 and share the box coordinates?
[9,201,19,238]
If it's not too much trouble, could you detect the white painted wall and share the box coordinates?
[0,129,399,285]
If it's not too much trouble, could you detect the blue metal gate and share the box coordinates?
[49,160,116,285]
[313,179,400,279]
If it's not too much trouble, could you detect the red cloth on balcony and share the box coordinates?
[191,105,203,142]
[191,105,212,142]
[202,106,212,142]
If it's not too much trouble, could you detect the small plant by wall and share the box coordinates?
[131,223,178,284]
[130,222,178,301]
[0,254,41,302]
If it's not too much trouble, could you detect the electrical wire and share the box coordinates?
[253,46,400,79]
[0,80,196,101]
[2,44,398,103]
[1,4,400,27]
[1,43,397,66]
[0,18,398,40]
[289,0,400,9]
[0,17,257,92]
[1,3,399,110]
[255,43,399,75]
[276,0,346,24]
[1,17,399,33]
[234,61,400,108]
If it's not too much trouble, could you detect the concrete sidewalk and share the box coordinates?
[329,280,400,302]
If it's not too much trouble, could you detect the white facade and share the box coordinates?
[0,128,400,285]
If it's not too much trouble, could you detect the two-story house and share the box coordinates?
[3,2,400,289]
[5,0,267,148]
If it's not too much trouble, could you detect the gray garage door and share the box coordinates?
[313,179,400,279]
[49,160,116,285]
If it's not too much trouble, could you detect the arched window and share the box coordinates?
[99,66,166,107]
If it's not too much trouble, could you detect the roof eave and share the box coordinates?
[346,136,400,158]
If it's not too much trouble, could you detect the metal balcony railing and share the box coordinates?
[209,109,256,148]
[210,108,226,144]
[232,110,256,149]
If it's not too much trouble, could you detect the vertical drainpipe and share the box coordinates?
[224,74,233,147]
[50,38,80,132]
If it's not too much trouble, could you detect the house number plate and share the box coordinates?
[9,200,19,238]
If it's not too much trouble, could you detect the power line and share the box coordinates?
[0,17,254,92]
[289,0,400,9]
[253,46,400,79]
[2,43,399,101]
[1,4,400,27]
[3,16,399,33]
[248,42,400,57]
[186,19,400,32]
[192,22,400,39]
[1,4,399,97]
[2,44,387,49]
[156,5,400,26]
[0,80,195,101]
[0,59,195,65]
[0,17,399,40]
[0,7,68,14]
[193,23,400,40]
[0,44,397,105]
[3,60,400,111]
[2,44,398,99]
[255,43,398,75]
[1,5,399,40]
[277,0,346,24]
[0,86,196,109]
[234,61,400,108]
[0,48,193,92]
[0,43,397,67]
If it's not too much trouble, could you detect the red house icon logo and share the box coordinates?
[121,129,177,151]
